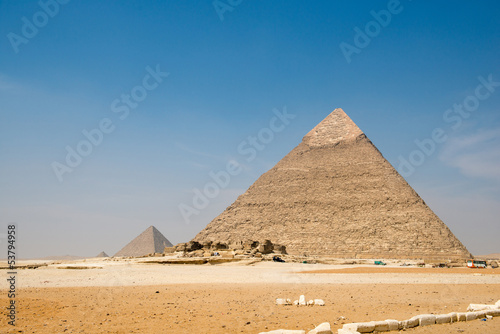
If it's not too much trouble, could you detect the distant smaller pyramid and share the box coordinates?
[96,251,109,258]
[114,226,173,257]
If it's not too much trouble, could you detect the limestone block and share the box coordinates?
[293,300,299,306]
[435,314,452,324]
[475,310,487,319]
[191,250,204,257]
[342,322,375,333]
[465,312,477,321]
[307,322,332,334]
[401,317,419,329]
[276,298,290,305]
[384,319,399,331]
[414,314,436,326]
[314,299,325,306]
[457,312,467,321]
[448,312,458,323]
[307,300,314,306]
[467,304,494,311]
[218,250,234,258]
[372,320,389,332]
[337,329,360,334]
[299,295,307,306]
[163,247,175,253]
[259,330,306,334]
[486,309,500,317]
[496,300,500,308]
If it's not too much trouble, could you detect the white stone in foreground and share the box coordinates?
[259,330,306,334]
[448,312,458,323]
[475,310,488,319]
[307,322,332,334]
[486,309,500,317]
[276,298,288,305]
[465,312,477,321]
[314,299,325,306]
[412,314,436,326]
[342,322,374,333]
[457,312,467,321]
[401,317,419,329]
[299,295,307,306]
[337,329,360,334]
[435,314,452,324]
[385,319,399,330]
[496,300,500,308]
[307,300,315,306]
[467,303,495,311]
[293,300,299,306]
[373,320,390,332]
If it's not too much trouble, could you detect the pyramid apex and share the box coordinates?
[302,108,364,147]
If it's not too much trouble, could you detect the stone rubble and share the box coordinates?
[338,299,500,333]
[260,299,500,334]
[276,296,325,307]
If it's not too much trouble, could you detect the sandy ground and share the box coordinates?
[1,259,499,333]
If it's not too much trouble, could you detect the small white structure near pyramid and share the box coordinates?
[114,226,173,257]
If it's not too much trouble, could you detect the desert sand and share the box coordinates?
[1,259,499,333]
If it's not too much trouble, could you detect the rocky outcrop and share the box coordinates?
[172,239,286,257]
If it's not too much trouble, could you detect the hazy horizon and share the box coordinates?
[1,1,499,258]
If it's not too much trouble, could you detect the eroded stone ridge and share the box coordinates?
[194,109,471,259]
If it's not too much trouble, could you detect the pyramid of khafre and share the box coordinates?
[194,108,472,259]
[114,226,173,257]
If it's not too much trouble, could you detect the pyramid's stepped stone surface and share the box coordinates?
[194,109,471,259]
[114,226,173,257]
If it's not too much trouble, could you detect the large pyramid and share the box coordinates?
[194,108,471,259]
[114,226,173,257]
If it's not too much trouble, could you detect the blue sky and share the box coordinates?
[0,0,499,258]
